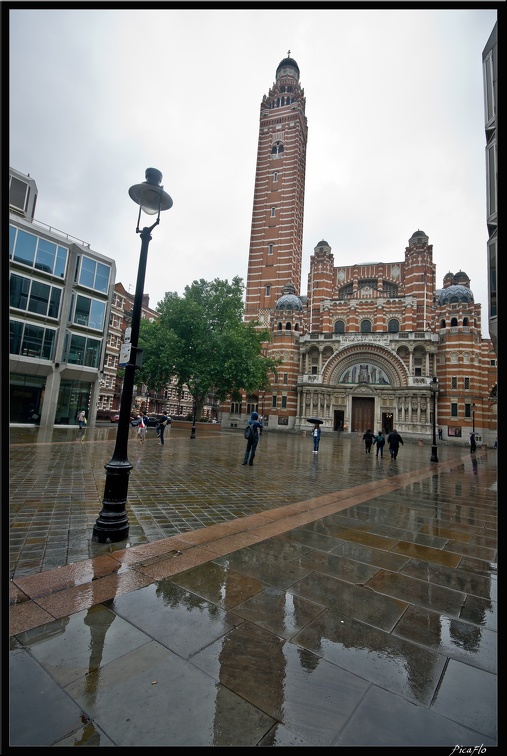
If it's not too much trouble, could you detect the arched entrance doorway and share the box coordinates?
[352,397,374,433]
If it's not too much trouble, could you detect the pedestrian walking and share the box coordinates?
[77,410,86,429]
[157,414,169,445]
[373,430,385,457]
[311,423,321,453]
[387,429,404,459]
[438,428,443,440]
[469,432,477,453]
[362,429,375,453]
[137,415,147,443]
[242,411,263,466]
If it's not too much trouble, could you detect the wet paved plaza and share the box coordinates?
[8,425,497,746]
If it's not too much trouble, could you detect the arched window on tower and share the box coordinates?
[388,319,400,333]
[278,322,282,330]
[451,317,458,327]
[271,142,284,157]
[285,322,291,330]
[463,317,469,326]
[294,323,299,331]
[440,319,446,328]
[361,320,372,333]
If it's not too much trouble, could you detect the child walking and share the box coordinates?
[137,415,146,443]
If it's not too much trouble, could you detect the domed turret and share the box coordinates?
[437,285,474,305]
[409,229,429,248]
[276,53,300,83]
[454,270,470,286]
[275,282,303,311]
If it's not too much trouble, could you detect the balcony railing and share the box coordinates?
[299,331,438,344]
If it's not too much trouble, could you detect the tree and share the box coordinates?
[137,277,280,418]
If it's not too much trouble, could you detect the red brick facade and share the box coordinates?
[224,56,497,446]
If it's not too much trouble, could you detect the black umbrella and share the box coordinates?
[306,417,323,424]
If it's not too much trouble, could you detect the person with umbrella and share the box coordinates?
[306,418,322,453]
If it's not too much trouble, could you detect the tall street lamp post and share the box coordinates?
[92,169,173,543]
[190,376,200,439]
[430,376,439,463]
[472,403,476,433]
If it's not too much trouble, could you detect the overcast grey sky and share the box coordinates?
[9,8,496,337]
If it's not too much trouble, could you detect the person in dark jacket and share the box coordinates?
[157,414,169,445]
[242,411,263,466]
[387,429,404,459]
[362,429,375,453]
[373,430,385,458]
[469,432,477,453]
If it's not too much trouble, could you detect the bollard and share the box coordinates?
[302,431,306,438]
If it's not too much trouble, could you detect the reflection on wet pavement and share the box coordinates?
[9,429,497,745]
[191,621,370,745]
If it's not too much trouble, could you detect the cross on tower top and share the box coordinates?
[287,49,291,57]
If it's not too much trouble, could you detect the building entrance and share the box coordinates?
[382,412,394,435]
[352,397,374,433]
[334,409,344,431]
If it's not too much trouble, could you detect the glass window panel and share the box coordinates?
[74,295,91,326]
[48,287,62,318]
[10,225,16,256]
[84,338,101,368]
[10,320,24,354]
[68,334,86,364]
[22,324,44,357]
[35,238,57,274]
[89,299,105,330]
[95,263,110,293]
[487,143,496,215]
[28,280,50,315]
[13,229,37,266]
[10,274,30,310]
[55,246,67,278]
[79,257,96,288]
[42,329,56,360]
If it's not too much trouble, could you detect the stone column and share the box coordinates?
[39,370,61,429]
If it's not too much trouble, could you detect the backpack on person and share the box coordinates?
[244,424,254,440]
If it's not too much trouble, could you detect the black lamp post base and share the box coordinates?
[190,426,196,439]
[430,445,439,462]
[92,461,132,543]
[92,516,130,543]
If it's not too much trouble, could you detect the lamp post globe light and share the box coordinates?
[92,169,173,543]
[430,376,439,463]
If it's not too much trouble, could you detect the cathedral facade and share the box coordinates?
[223,55,497,446]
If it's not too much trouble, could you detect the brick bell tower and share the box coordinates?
[244,53,308,326]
